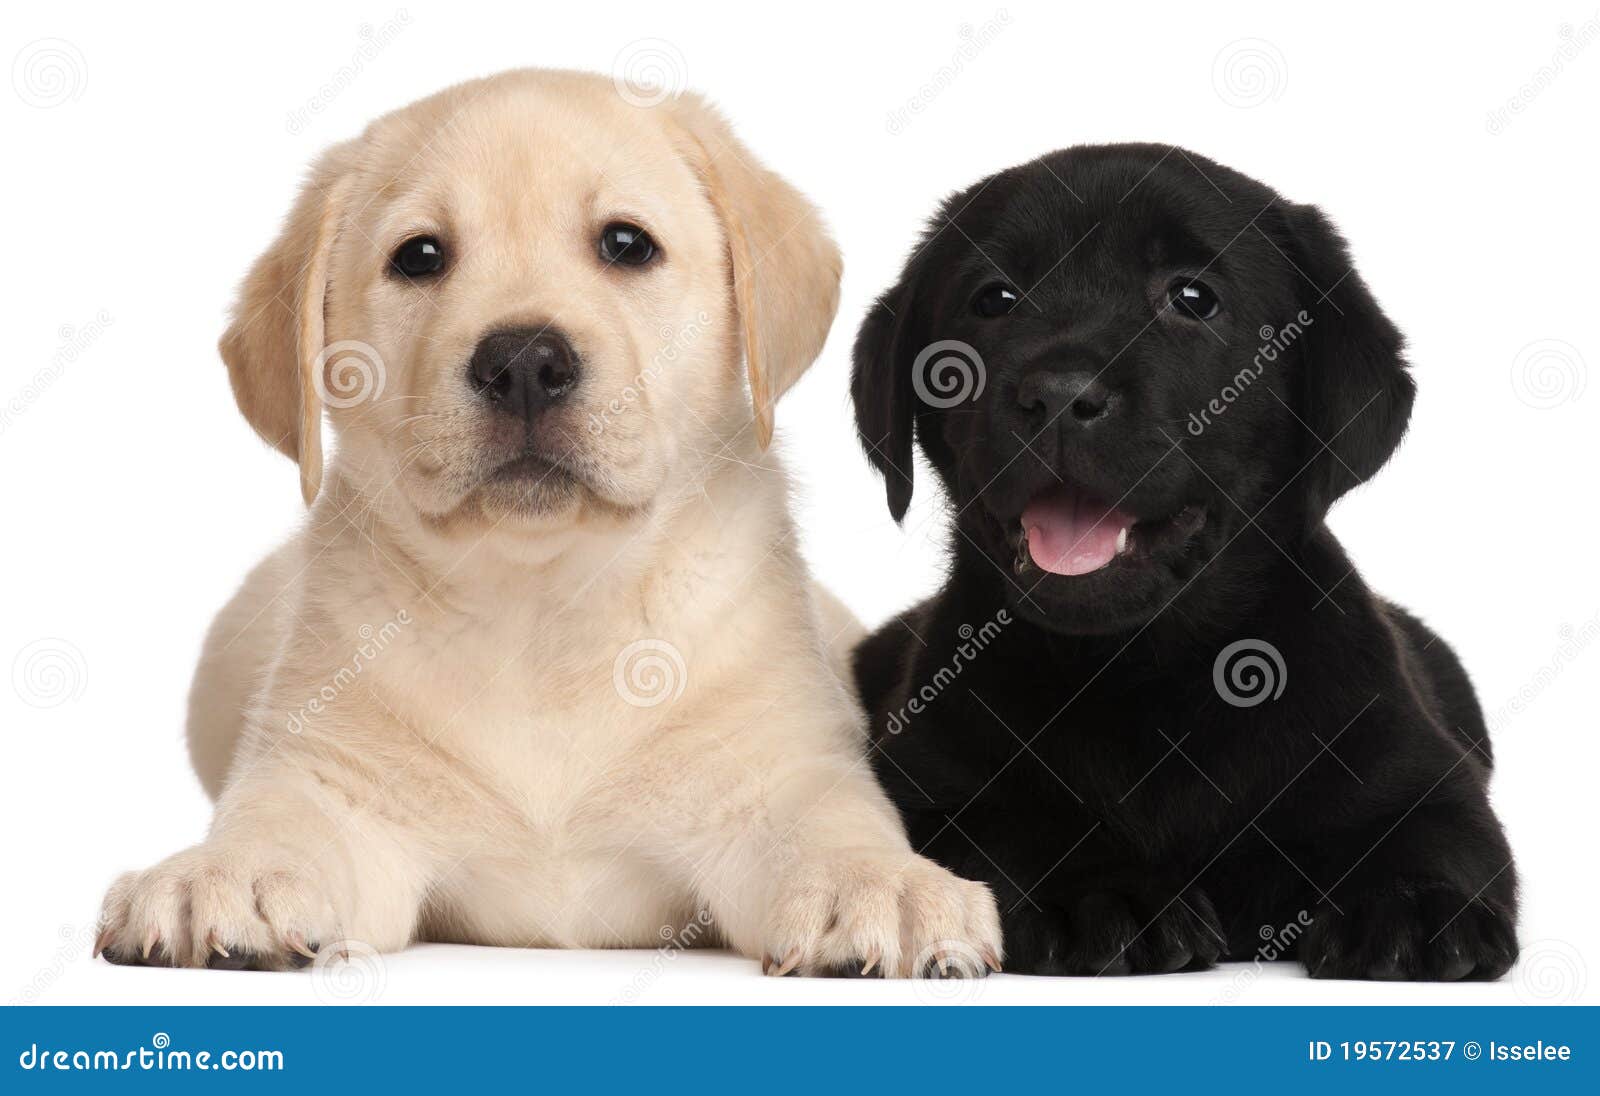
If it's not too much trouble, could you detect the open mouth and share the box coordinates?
[1010,483,1205,577]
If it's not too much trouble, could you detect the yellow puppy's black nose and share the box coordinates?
[469,326,580,422]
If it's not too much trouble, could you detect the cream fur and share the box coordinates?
[97,69,1000,978]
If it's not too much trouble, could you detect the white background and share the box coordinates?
[3,0,1596,1006]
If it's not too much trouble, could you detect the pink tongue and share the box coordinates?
[1023,487,1132,576]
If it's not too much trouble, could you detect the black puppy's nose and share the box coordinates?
[468,327,580,420]
[1017,370,1114,425]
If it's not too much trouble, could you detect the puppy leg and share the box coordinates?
[1300,797,1518,982]
[97,744,436,970]
[662,738,1001,979]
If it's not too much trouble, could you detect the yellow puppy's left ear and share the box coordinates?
[217,143,358,505]
[668,96,842,448]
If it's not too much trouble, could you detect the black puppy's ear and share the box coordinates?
[851,286,916,522]
[1281,202,1415,526]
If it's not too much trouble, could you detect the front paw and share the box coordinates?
[96,845,342,971]
[1003,886,1223,975]
[1302,886,1517,981]
[763,850,1002,978]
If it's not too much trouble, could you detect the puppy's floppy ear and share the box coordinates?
[667,96,842,448]
[1280,202,1415,526]
[218,143,359,505]
[850,283,916,522]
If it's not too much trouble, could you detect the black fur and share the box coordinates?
[849,145,1517,980]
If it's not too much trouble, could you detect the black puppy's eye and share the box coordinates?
[390,236,445,279]
[973,284,1020,318]
[1168,279,1221,321]
[599,223,658,266]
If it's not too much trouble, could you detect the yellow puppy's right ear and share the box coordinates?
[218,144,357,505]
[665,95,842,450]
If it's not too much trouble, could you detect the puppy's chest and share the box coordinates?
[375,638,672,826]
[993,689,1256,847]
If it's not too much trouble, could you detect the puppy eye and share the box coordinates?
[973,284,1020,318]
[599,223,658,267]
[390,236,445,279]
[1168,279,1221,321]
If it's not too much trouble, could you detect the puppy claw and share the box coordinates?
[771,947,802,978]
[140,928,159,961]
[92,927,114,959]
[860,952,880,977]
[206,931,230,959]
[284,932,317,960]
[981,945,1003,973]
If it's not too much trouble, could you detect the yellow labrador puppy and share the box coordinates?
[94,70,1000,978]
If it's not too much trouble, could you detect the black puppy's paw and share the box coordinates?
[1003,887,1223,975]
[1302,887,1517,982]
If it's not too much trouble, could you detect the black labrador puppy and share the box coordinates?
[849,144,1518,980]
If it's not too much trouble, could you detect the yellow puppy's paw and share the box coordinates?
[96,846,341,971]
[762,849,1002,978]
